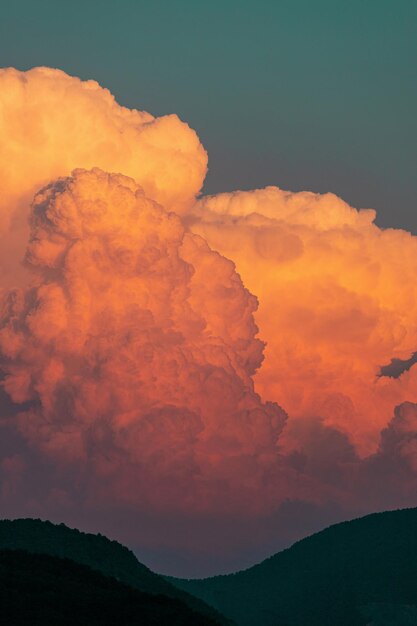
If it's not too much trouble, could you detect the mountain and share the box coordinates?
[0,518,230,625]
[169,507,417,625]
[0,549,220,625]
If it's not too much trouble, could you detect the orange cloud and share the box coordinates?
[0,168,286,513]
[188,187,417,454]
[0,67,207,289]
[1,67,417,572]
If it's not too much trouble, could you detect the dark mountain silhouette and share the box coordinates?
[0,518,230,625]
[169,507,417,625]
[0,549,220,625]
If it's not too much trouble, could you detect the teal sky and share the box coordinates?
[1,0,416,230]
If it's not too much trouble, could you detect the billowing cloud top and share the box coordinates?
[0,66,207,286]
[189,187,417,453]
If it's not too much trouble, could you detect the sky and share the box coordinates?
[1,2,417,579]
[1,0,416,231]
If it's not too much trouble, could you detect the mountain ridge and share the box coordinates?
[168,507,417,625]
[0,548,221,625]
[0,517,230,625]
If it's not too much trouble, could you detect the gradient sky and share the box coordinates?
[1,0,416,231]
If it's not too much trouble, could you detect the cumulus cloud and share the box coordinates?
[0,66,207,288]
[188,187,417,454]
[1,66,417,574]
[0,168,286,513]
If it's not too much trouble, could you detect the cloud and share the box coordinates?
[188,187,417,454]
[0,66,207,289]
[0,168,286,514]
[378,353,417,379]
[1,66,417,575]
[367,402,417,479]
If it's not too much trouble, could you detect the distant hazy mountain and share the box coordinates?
[0,518,229,625]
[169,508,417,626]
[0,549,221,625]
